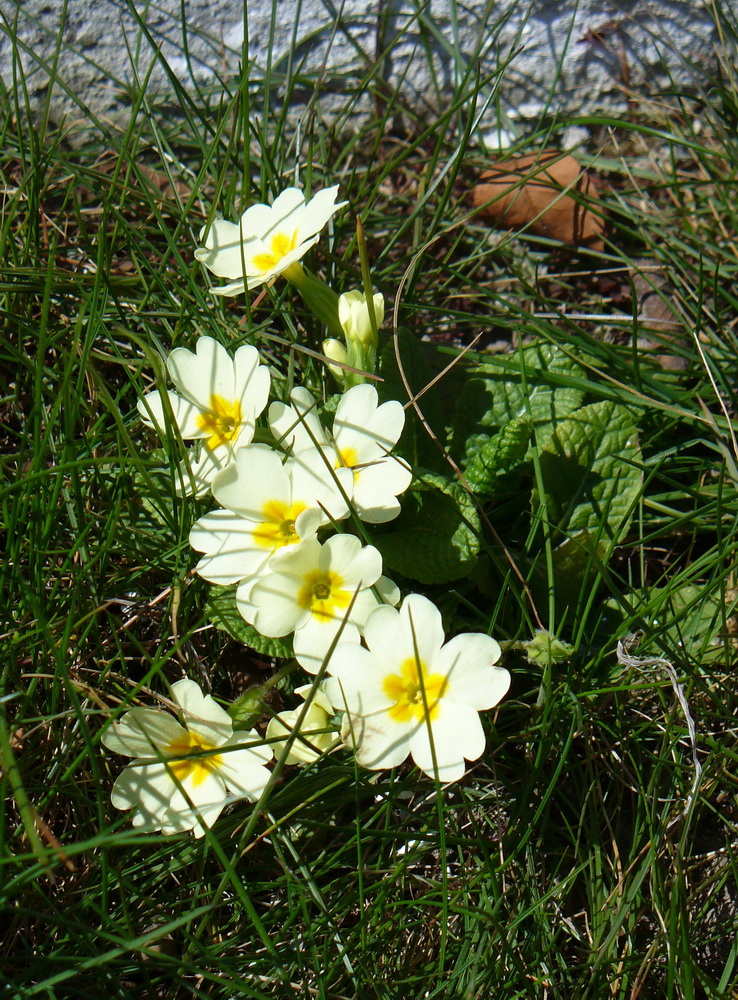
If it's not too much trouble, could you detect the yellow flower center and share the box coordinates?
[337,446,362,484]
[252,229,300,274]
[383,657,448,724]
[196,394,243,450]
[297,569,352,622]
[252,499,308,550]
[164,730,222,787]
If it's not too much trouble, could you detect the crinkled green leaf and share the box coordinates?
[206,584,294,659]
[371,473,480,584]
[533,400,642,546]
[463,417,531,498]
[452,342,586,464]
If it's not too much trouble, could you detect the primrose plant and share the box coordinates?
[102,184,512,839]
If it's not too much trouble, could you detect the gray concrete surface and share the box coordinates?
[0,1,724,143]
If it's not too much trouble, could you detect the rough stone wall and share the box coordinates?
[0,0,722,141]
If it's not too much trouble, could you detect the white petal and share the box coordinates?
[175,800,227,838]
[360,595,445,670]
[269,387,327,452]
[349,711,412,771]
[211,445,289,517]
[293,616,361,675]
[195,220,246,278]
[220,728,273,766]
[190,509,250,555]
[110,760,176,818]
[137,389,205,439]
[324,644,392,715]
[190,509,268,579]
[399,594,446,664]
[346,588,383,628]
[171,679,233,745]
[352,457,413,522]
[216,737,272,798]
[235,576,259,625]
[294,185,347,242]
[164,768,228,835]
[248,572,310,636]
[267,536,322,576]
[321,535,382,589]
[240,187,305,238]
[293,506,327,540]
[167,337,234,408]
[295,683,335,715]
[334,388,405,458]
[234,344,271,419]
[289,450,351,520]
[209,277,246,297]
[351,494,401,525]
[374,575,401,608]
[408,702,485,782]
[433,633,509,710]
[360,604,403,663]
[102,709,186,757]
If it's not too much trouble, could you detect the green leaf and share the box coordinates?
[452,341,586,464]
[371,473,480,584]
[206,584,294,659]
[462,417,531,498]
[532,400,642,547]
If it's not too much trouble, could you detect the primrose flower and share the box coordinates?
[270,385,412,523]
[137,336,270,496]
[195,186,347,296]
[238,534,399,674]
[101,679,272,837]
[325,594,510,782]
[338,289,385,347]
[266,684,339,765]
[189,444,352,586]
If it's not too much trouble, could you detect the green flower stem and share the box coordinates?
[285,263,344,339]
[344,339,376,388]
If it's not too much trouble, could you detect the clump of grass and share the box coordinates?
[2,2,738,998]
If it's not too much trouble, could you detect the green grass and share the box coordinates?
[2,2,738,998]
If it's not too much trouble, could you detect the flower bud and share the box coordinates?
[338,290,385,347]
[322,338,348,383]
[266,685,339,765]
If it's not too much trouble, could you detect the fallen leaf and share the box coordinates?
[471,151,605,251]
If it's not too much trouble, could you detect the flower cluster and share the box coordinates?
[103,185,510,838]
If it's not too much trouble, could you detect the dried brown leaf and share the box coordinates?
[471,151,605,251]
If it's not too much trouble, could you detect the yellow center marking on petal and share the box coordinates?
[337,446,362,484]
[338,446,359,469]
[164,731,222,787]
[297,569,352,622]
[251,229,300,275]
[383,657,448,724]
[252,499,309,550]
[196,394,244,450]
